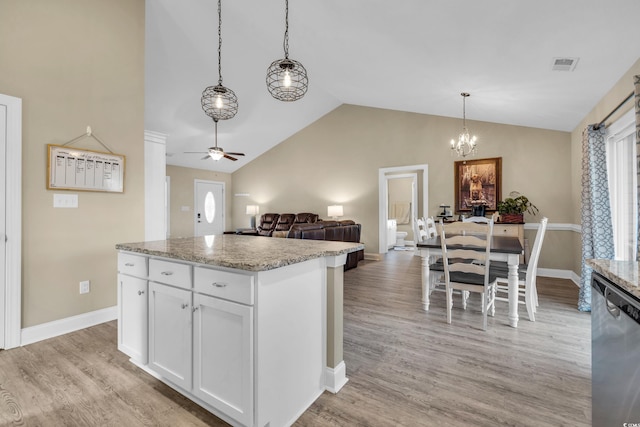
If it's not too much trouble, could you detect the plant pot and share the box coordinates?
[500,213,524,223]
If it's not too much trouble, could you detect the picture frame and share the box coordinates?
[454,157,501,213]
[47,144,125,193]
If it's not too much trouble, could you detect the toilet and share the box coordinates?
[395,231,408,247]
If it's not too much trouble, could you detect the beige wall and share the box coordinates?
[388,177,414,238]
[166,165,233,238]
[570,57,640,275]
[232,104,573,269]
[0,0,145,328]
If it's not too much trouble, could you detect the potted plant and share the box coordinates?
[497,191,538,223]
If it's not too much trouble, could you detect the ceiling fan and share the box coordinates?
[184,120,245,161]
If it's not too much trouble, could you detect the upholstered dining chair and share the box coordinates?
[440,219,498,330]
[491,217,548,321]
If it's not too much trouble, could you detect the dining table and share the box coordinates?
[416,235,524,328]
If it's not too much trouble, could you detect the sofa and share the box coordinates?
[249,212,363,270]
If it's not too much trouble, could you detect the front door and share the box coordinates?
[194,180,224,236]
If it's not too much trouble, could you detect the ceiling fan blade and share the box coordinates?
[224,152,245,156]
[223,154,238,161]
[201,155,210,160]
[184,151,208,154]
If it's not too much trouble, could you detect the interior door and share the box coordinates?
[0,103,6,349]
[194,180,224,236]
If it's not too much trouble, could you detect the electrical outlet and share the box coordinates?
[79,280,90,294]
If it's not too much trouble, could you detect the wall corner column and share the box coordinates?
[324,253,348,393]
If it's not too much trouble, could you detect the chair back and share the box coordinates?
[440,220,494,287]
[413,217,428,243]
[525,217,548,283]
[425,217,437,238]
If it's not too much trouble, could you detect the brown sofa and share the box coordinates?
[250,213,363,270]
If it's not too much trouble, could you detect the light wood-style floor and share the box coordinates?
[0,250,591,426]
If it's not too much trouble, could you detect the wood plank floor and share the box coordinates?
[0,250,591,426]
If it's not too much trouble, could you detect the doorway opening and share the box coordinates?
[0,93,22,349]
[378,165,428,254]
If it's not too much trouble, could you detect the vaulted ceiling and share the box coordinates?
[145,0,640,173]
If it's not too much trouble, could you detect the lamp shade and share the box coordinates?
[327,205,343,218]
[246,205,259,215]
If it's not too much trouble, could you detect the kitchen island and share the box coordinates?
[116,235,363,427]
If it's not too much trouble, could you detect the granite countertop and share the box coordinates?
[587,259,640,299]
[116,235,364,272]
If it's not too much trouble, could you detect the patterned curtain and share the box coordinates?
[636,75,640,260]
[579,125,614,311]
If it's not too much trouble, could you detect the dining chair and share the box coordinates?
[440,219,498,330]
[491,217,548,321]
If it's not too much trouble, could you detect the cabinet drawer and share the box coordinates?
[149,258,192,289]
[118,253,148,278]
[194,267,254,305]
[493,225,520,237]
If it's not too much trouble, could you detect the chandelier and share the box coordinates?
[201,0,238,121]
[450,92,477,158]
[266,0,308,101]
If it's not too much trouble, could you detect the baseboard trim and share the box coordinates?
[364,252,383,261]
[325,361,349,394]
[21,306,118,346]
[537,268,580,286]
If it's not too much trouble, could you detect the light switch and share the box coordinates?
[53,193,78,208]
[181,206,190,212]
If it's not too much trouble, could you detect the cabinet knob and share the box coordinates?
[161,271,174,276]
[212,282,227,288]
[125,263,134,267]
[192,306,199,313]
[138,290,145,296]
[181,303,188,309]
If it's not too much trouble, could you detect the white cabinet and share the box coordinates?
[193,292,253,426]
[118,251,326,427]
[117,274,148,363]
[148,281,193,391]
[117,253,148,364]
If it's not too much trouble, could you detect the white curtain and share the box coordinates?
[606,111,637,261]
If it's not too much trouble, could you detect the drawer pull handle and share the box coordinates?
[212,282,227,288]
[125,263,135,267]
[192,306,199,313]
[138,290,145,296]
[181,303,188,309]
[161,271,173,276]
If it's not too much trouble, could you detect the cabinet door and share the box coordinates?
[117,274,148,364]
[148,282,192,390]
[193,293,253,426]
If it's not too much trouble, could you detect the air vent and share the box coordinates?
[551,57,579,71]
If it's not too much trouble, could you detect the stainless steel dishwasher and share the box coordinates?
[592,272,640,426]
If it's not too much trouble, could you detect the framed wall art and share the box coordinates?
[47,144,125,193]
[454,157,501,213]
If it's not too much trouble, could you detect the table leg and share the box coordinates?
[508,255,519,328]
[421,250,430,311]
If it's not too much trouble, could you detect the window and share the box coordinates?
[606,109,637,261]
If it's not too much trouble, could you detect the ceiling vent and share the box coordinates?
[551,57,579,71]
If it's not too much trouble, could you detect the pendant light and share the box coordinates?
[201,0,238,121]
[450,92,478,158]
[266,0,308,102]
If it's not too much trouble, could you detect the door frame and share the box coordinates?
[193,179,225,236]
[1,93,22,349]
[378,164,428,254]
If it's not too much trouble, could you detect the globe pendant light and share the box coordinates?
[266,0,308,102]
[450,92,478,158]
[201,0,238,121]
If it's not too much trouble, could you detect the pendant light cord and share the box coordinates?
[217,0,223,85]
[283,0,289,59]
